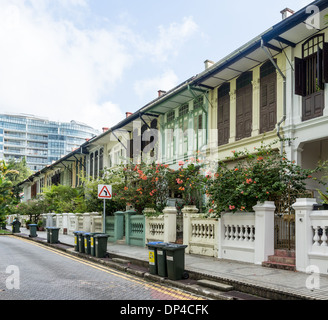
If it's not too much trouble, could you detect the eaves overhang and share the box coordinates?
[193,0,328,90]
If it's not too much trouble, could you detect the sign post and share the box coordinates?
[98,185,112,233]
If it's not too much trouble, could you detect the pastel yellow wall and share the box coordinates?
[207,54,285,161]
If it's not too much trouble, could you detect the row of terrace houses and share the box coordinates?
[19,1,328,203]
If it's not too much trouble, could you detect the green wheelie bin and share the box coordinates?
[28,224,38,238]
[73,231,83,251]
[78,232,85,253]
[83,232,91,255]
[11,219,21,233]
[155,242,170,277]
[146,242,163,275]
[94,234,109,258]
[89,233,101,256]
[165,244,189,280]
[46,227,60,244]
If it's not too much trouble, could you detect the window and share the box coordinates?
[193,105,204,151]
[217,82,230,146]
[260,60,277,133]
[90,153,93,177]
[236,72,253,140]
[178,104,189,117]
[99,148,103,173]
[167,111,175,123]
[94,151,98,178]
[177,104,189,158]
[295,34,328,121]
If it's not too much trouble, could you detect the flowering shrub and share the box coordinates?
[119,162,171,214]
[168,158,206,209]
[205,141,324,217]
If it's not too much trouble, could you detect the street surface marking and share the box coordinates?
[11,236,205,300]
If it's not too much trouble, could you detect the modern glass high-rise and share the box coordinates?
[0,113,99,172]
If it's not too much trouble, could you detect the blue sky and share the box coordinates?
[0,0,310,131]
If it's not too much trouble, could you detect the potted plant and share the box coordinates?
[37,220,44,231]
[25,219,31,229]
[314,189,328,210]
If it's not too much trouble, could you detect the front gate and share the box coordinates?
[273,188,313,250]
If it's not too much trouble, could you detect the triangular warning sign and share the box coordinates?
[98,185,112,199]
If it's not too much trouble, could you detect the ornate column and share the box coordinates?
[251,74,260,137]
[228,83,236,144]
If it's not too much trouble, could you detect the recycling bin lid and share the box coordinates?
[28,224,37,226]
[46,227,60,230]
[163,244,188,250]
[83,232,91,236]
[147,241,163,245]
[94,234,109,238]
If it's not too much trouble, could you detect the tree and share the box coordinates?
[0,160,19,225]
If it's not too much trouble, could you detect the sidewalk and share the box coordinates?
[11,227,328,300]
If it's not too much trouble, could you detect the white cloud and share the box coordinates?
[0,1,199,131]
[80,101,125,130]
[128,16,199,62]
[0,1,133,130]
[134,70,179,100]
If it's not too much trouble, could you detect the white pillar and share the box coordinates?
[83,213,91,232]
[292,198,317,273]
[62,213,68,234]
[253,201,275,265]
[163,206,177,243]
[182,205,199,254]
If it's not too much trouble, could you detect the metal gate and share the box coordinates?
[273,188,313,250]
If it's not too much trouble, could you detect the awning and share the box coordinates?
[193,0,328,90]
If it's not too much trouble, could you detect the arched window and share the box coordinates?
[295,34,328,121]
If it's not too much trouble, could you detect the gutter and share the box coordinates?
[260,39,286,155]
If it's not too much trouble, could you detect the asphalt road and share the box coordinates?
[0,235,206,301]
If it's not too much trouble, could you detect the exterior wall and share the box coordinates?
[160,95,207,165]
[207,54,285,163]
[284,28,328,197]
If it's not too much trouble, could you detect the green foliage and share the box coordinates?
[119,162,172,214]
[41,184,86,213]
[0,160,18,219]
[82,167,126,215]
[167,159,206,209]
[205,141,325,217]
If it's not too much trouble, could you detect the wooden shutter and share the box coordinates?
[217,85,230,146]
[260,72,276,133]
[317,47,324,90]
[236,83,252,140]
[295,57,306,96]
[323,42,328,83]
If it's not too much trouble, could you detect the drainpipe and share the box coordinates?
[260,39,286,155]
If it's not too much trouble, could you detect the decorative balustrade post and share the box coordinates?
[83,213,91,232]
[46,213,55,228]
[292,198,317,273]
[182,205,199,254]
[124,210,136,245]
[163,206,177,243]
[253,201,275,265]
[62,213,68,234]
[68,213,75,234]
[114,211,125,241]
